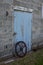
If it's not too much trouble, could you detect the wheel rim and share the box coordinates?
[15,41,27,57]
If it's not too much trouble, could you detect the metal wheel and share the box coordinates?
[15,41,27,57]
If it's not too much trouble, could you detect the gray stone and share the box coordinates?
[0,0,43,57]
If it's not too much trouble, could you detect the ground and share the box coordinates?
[1,48,43,65]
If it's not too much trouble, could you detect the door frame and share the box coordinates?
[13,6,33,13]
[13,6,33,50]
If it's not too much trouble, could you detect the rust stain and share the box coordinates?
[13,32,17,36]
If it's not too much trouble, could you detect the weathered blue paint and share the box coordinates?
[14,11,32,51]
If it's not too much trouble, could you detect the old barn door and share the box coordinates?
[14,11,32,51]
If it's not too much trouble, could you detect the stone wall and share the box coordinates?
[0,0,43,57]
[0,0,14,57]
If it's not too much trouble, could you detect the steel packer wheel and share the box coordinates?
[15,41,27,57]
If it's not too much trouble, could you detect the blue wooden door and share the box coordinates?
[14,11,32,51]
